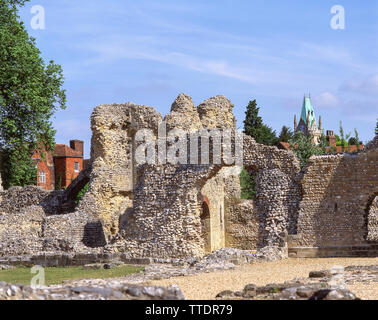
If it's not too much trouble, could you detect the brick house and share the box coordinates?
[32,149,55,190]
[32,140,85,190]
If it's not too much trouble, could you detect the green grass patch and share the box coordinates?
[0,265,144,286]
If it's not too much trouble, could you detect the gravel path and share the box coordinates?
[149,258,378,300]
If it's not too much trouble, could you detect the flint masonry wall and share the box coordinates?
[292,144,378,247]
[0,184,105,256]
[77,103,162,240]
[107,94,243,258]
[225,199,259,250]
[367,196,378,242]
[112,164,223,258]
[242,136,302,247]
[0,93,376,259]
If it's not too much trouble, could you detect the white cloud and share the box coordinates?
[340,74,378,94]
[313,91,339,108]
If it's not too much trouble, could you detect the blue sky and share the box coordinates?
[19,0,378,158]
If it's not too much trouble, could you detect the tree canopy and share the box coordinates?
[289,132,325,169]
[277,125,293,143]
[243,99,277,146]
[0,0,66,188]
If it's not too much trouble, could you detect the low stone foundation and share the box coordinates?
[288,245,378,258]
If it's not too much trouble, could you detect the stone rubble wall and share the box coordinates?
[78,103,162,240]
[108,164,223,258]
[0,95,376,260]
[367,196,378,242]
[0,205,45,256]
[0,186,53,215]
[0,202,104,256]
[293,146,378,247]
[224,199,260,250]
[255,169,290,248]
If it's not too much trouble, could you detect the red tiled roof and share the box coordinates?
[278,141,364,154]
[53,144,83,157]
[326,145,364,153]
[278,142,291,150]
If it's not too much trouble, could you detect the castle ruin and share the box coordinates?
[0,94,377,261]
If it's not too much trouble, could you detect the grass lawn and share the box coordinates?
[0,265,144,286]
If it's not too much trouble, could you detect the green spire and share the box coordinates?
[300,95,316,127]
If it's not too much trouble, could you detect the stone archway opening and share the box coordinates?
[366,194,378,242]
[201,201,211,253]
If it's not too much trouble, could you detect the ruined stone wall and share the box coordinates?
[2,93,374,259]
[225,199,259,250]
[293,146,378,247]
[108,164,222,258]
[0,186,50,215]
[255,169,291,248]
[0,206,45,256]
[242,136,302,237]
[367,196,378,242]
[99,94,242,257]
[78,103,162,240]
[0,201,103,257]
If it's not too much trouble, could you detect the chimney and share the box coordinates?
[326,130,336,148]
[70,140,84,156]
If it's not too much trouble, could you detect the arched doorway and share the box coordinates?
[366,195,378,242]
[201,201,211,253]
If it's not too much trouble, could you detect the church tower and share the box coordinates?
[294,95,322,145]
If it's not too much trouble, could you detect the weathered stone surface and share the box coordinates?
[80,102,162,239]
[0,205,45,256]
[309,270,332,278]
[217,279,359,300]
[0,282,185,300]
[197,95,236,129]
[164,93,203,132]
[293,149,378,247]
[225,199,259,250]
[0,94,376,260]
[367,196,378,241]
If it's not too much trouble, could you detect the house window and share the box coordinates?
[74,162,80,172]
[39,171,46,183]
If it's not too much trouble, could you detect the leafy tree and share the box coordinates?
[335,134,341,145]
[240,167,256,199]
[375,119,378,136]
[317,131,329,151]
[338,121,351,151]
[348,137,357,146]
[277,125,293,143]
[289,132,325,169]
[0,0,66,188]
